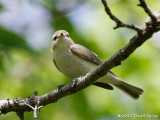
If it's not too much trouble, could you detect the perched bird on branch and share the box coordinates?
[51,30,143,100]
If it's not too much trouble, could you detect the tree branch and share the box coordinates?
[0,0,160,118]
[101,0,143,33]
[138,0,157,23]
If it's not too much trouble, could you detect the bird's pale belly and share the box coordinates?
[55,53,97,79]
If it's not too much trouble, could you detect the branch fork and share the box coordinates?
[25,91,43,120]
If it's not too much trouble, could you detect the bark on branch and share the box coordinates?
[0,0,160,119]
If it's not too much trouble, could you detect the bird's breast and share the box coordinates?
[54,51,97,79]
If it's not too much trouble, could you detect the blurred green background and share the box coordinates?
[0,0,160,120]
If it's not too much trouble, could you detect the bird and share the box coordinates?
[51,30,143,100]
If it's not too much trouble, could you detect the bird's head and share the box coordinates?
[51,30,74,50]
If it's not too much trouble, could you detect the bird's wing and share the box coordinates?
[70,44,103,65]
[70,44,117,77]
[70,44,115,90]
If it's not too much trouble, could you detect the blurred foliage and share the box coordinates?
[0,0,160,120]
[0,3,3,11]
[0,27,32,51]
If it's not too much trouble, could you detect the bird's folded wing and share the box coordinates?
[70,44,114,90]
[70,44,117,77]
[70,44,103,65]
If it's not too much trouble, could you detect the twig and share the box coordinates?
[101,0,143,33]
[138,0,157,23]
[25,91,43,120]
[17,112,24,120]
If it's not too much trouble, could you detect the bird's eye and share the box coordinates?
[53,36,57,41]
[66,33,69,37]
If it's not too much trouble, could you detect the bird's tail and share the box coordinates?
[113,80,143,99]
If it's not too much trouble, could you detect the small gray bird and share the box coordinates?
[51,30,143,100]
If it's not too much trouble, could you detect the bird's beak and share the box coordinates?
[60,32,64,36]
[59,32,65,38]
